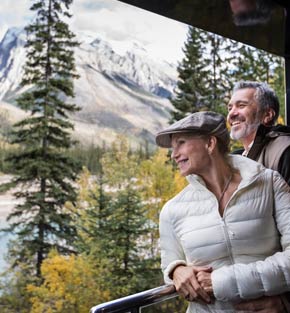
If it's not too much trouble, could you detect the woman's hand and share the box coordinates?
[172,265,212,303]
[196,270,214,296]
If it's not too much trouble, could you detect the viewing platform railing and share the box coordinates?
[90,284,178,313]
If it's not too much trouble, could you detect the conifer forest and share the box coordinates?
[0,0,285,312]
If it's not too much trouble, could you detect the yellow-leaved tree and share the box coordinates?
[138,148,187,224]
[27,250,110,313]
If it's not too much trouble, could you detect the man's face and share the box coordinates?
[227,88,263,142]
[229,0,256,15]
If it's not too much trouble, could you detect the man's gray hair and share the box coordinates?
[233,81,280,125]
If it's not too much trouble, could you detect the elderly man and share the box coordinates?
[227,80,290,185]
[227,80,290,312]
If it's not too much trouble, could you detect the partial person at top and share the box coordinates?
[227,80,290,185]
[156,111,290,313]
[229,0,275,26]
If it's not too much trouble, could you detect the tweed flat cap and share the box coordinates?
[155,111,229,148]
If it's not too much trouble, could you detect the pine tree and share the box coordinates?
[99,138,161,296]
[232,45,280,83]
[75,169,114,256]
[272,58,285,121]
[109,186,158,295]
[171,27,239,120]
[170,26,210,122]
[3,0,80,277]
[204,34,236,113]
[73,138,162,298]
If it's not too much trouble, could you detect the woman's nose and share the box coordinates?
[171,147,178,160]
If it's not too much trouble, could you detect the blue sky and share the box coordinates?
[0,0,188,63]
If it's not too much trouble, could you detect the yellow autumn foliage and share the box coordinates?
[138,149,187,223]
[27,251,110,313]
[277,115,284,125]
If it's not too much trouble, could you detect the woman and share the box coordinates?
[155,111,290,312]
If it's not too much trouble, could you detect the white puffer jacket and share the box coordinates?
[160,155,290,313]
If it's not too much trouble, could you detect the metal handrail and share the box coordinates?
[90,284,178,313]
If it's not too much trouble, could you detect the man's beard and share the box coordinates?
[230,120,260,140]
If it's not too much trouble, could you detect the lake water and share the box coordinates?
[0,220,10,271]
[0,175,19,272]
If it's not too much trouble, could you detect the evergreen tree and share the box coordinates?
[3,0,80,277]
[99,139,161,296]
[204,34,236,113]
[232,45,257,81]
[171,27,239,120]
[170,27,285,121]
[232,45,280,83]
[272,58,285,121]
[72,139,162,298]
[170,26,209,122]
[75,169,114,256]
[108,186,158,295]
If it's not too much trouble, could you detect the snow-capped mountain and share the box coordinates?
[0,27,27,100]
[0,27,179,147]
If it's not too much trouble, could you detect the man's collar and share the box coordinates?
[242,141,254,156]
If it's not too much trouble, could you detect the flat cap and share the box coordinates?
[155,111,229,148]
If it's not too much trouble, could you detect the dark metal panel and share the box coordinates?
[118,0,285,56]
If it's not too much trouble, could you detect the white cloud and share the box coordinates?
[71,0,188,63]
[0,0,188,63]
[0,0,32,39]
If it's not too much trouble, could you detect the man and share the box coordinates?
[229,0,274,26]
[227,80,290,312]
[227,80,290,185]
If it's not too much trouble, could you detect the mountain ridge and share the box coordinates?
[0,27,180,147]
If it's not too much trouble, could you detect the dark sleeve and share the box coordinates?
[278,146,290,186]
[230,148,244,155]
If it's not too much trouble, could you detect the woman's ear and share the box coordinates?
[207,136,217,155]
[262,108,275,126]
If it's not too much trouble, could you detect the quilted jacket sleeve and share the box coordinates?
[212,172,290,302]
[159,202,187,284]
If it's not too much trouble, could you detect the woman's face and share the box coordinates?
[171,133,210,176]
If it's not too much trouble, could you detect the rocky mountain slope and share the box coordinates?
[0,27,179,147]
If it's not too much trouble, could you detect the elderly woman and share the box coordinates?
[156,111,290,312]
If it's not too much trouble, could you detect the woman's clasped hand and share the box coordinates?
[172,265,213,303]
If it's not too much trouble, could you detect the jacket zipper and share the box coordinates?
[221,218,235,265]
[198,173,262,266]
[219,174,261,265]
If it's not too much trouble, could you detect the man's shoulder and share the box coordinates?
[262,130,290,171]
[266,124,290,138]
[255,124,290,150]
[265,132,290,146]
[270,124,290,133]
